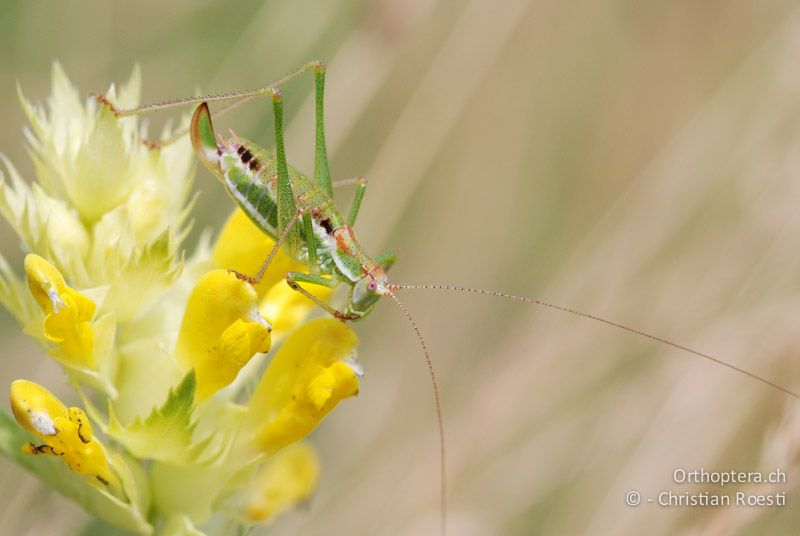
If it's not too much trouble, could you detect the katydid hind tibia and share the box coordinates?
[98,60,800,536]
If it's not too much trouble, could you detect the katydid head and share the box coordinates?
[348,269,390,316]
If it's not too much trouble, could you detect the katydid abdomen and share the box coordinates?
[211,136,334,267]
[190,101,390,321]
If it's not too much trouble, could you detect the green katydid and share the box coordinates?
[97,60,800,535]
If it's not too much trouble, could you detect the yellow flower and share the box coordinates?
[10,380,119,491]
[246,441,320,522]
[249,318,361,455]
[175,270,271,402]
[25,253,96,365]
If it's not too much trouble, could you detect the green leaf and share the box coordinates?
[109,371,198,465]
[0,410,152,535]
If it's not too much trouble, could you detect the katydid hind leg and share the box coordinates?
[93,61,327,150]
[313,64,333,198]
[271,90,302,255]
[95,61,325,117]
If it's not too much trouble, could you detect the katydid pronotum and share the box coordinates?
[96,61,800,535]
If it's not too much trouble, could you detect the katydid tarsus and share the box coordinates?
[96,60,800,535]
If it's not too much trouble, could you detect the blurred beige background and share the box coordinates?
[2,1,800,534]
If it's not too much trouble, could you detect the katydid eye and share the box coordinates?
[368,280,377,291]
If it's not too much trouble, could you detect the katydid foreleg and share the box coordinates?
[285,272,359,321]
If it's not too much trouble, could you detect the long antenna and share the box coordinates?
[387,283,800,401]
[386,291,447,536]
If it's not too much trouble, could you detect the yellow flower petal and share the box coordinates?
[246,441,320,523]
[10,379,119,489]
[25,254,96,366]
[248,318,360,454]
[176,270,271,402]
[212,209,304,299]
